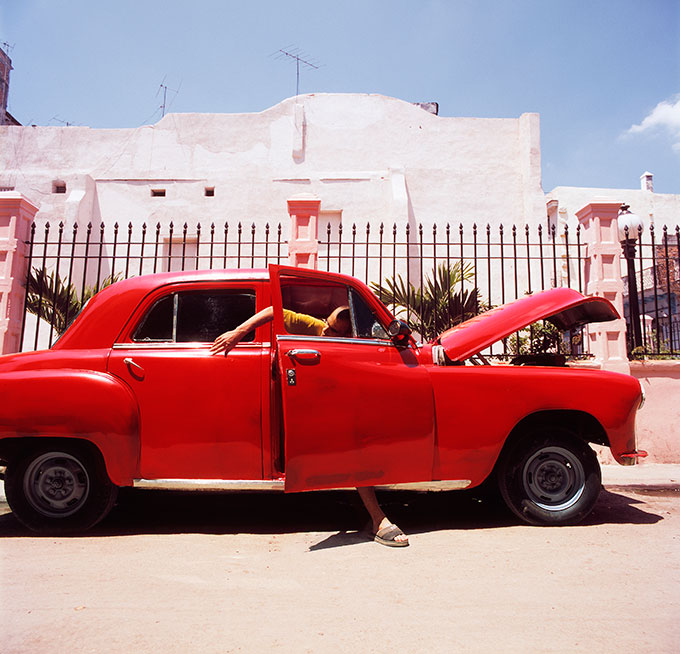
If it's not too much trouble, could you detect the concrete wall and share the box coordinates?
[0,93,545,232]
[631,360,680,463]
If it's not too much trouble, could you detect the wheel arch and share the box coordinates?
[0,434,130,487]
[486,408,606,485]
[1,436,107,473]
[0,370,141,486]
[505,409,608,454]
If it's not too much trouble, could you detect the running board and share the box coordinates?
[132,478,472,492]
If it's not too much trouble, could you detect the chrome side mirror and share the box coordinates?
[387,319,411,344]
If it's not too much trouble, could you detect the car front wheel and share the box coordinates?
[5,442,118,534]
[497,429,601,526]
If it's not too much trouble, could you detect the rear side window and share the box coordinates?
[133,290,256,343]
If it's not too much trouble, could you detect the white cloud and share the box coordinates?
[626,96,680,152]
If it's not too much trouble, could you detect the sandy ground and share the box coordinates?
[1,468,678,654]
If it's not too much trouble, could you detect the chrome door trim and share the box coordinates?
[133,479,286,491]
[276,334,394,347]
[112,342,263,350]
[132,479,471,492]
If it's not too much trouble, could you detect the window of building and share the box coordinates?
[52,181,67,194]
[204,187,215,197]
[151,189,166,197]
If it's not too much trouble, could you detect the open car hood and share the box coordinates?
[437,287,619,362]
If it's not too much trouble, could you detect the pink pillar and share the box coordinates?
[287,194,320,269]
[0,193,39,354]
[576,202,629,374]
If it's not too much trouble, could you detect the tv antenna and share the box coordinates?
[156,76,180,118]
[51,116,74,127]
[273,47,320,96]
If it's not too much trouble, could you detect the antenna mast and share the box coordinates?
[274,47,320,96]
[156,77,180,118]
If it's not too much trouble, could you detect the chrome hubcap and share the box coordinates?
[24,452,90,517]
[523,446,585,511]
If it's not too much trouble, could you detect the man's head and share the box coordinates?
[322,306,351,337]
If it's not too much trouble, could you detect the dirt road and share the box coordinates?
[1,474,678,654]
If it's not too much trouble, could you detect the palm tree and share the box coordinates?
[26,268,120,336]
[371,262,483,341]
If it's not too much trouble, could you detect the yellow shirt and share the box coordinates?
[283,309,325,336]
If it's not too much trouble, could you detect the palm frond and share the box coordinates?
[26,268,121,336]
[371,262,483,340]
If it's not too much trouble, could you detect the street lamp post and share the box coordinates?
[618,204,644,350]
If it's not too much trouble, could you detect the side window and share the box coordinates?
[133,290,257,343]
[133,295,174,341]
[177,292,256,342]
[278,279,387,340]
[350,288,388,339]
[280,282,349,336]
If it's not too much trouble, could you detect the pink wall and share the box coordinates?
[631,361,680,463]
[0,193,39,354]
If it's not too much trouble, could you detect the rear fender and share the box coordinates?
[0,370,140,486]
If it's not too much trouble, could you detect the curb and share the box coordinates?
[601,463,680,487]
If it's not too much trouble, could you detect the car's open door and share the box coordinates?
[269,265,435,492]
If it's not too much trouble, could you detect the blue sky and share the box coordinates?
[2,0,678,193]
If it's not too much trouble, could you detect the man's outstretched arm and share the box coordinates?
[210,306,274,354]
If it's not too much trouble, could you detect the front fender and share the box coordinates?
[430,365,643,485]
[0,370,140,486]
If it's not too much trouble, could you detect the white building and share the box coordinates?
[0,93,545,234]
[548,173,680,239]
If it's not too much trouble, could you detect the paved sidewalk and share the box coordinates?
[2,464,679,654]
[600,462,680,486]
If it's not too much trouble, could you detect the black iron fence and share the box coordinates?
[622,224,680,357]
[316,220,587,358]
[19,218,680,358]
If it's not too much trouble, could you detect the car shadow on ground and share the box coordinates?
[0,486,667,540]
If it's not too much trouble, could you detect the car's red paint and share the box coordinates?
[0,368,139,485]
[106,278,269,480]
[429,365,641,484]
[0,265,645,530]
[269,265,436,492]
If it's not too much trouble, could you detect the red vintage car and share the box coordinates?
[0,265,645,533]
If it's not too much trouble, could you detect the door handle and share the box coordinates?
[286,349,321,364]
[123,357,145,377]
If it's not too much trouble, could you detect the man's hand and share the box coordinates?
[209,307,274,355]
[210,330,241,355]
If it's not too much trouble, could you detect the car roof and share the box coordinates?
[53,269,270,350]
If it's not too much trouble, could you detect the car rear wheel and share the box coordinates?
[497,429,601,526]
[5,442,118,534]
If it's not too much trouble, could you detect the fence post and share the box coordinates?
[575,202,630,374]
[287,194,320,269]
[0,192,39,355]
